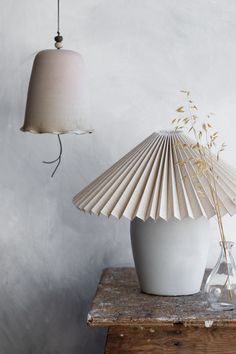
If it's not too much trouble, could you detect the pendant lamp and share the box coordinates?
[21,0,93,177]
[73,131,236,296]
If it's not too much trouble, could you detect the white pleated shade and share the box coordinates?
[73,131,236,221]
[21,49,92,134]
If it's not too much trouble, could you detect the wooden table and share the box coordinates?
[88,268,236,353]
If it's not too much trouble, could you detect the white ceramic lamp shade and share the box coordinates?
[21,49,92,135]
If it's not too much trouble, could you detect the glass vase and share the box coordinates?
[205,241,236,310]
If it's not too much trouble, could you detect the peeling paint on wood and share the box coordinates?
[205,320,214,328]
[89,268,236,353]
[88,268,236,328]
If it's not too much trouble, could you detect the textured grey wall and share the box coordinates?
[1,0,236,353]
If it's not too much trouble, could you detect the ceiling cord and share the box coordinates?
[57,0,60,34]
[54,0,63,49]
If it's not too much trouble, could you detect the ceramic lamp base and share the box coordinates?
[130,217,210,296]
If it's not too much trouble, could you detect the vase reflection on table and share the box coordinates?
[205,241,236,311]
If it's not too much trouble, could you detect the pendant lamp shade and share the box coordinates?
[73,131,236,221]
[21,49,92,135]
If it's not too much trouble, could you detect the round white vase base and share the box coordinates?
[130,217,211,296]
[139,286,201,297]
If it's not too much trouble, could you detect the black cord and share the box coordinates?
[43,134,63,178]
[57,0,60,34]
[54,0,63,48]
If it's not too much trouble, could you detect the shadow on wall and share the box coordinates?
[0,267,107,354]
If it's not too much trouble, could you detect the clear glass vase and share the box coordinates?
[205,241,236,310]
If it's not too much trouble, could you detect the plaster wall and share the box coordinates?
[1,0,236,353]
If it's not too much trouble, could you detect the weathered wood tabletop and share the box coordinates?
[88,268,236,353]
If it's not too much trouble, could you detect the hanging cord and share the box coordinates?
[54,0,63,49]
[57,0,60,34]
[42,134,63,178]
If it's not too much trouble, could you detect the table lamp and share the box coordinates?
[73,131,236,295]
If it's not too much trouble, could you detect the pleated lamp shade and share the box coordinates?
[73,130,236,221]
[21,49,92,134]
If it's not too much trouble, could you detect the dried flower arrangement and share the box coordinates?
[172,91,227,243]
[171,91,234,301]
